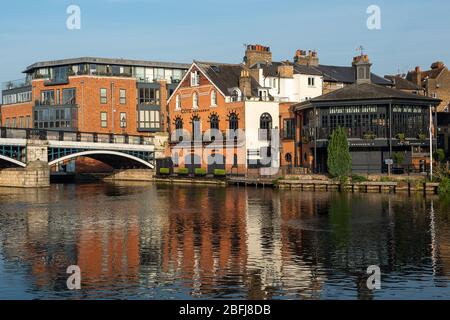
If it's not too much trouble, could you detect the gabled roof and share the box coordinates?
[195,61,261,97]
[385,75,421,91]
[293,83,441,110]
[406,67,446,84]
[314,64,392,85]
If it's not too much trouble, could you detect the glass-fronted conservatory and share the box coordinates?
[294,83,441,173]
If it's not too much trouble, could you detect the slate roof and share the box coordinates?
[385,75,421,91]
[254,61,391,85]
[314,64,392,85]
[293,83,441,110]
[406,67,446,85]
[195,61,262,97]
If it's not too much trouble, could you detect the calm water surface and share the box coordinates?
[0,182,449,300]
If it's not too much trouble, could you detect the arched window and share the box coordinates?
[285,153,292,163]
[211,90,217,106]
[229,113,239,130]
[231,89,240,102]
[260,113,272,130]
[175,117,183,130]
[175,95,181,110]
[193,92,198,109]
[210,114,219,130]
[192,115,201,140]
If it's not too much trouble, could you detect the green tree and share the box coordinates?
[327,127,352,180]
[392,152,405,167]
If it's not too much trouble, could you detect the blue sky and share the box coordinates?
[1,0,449,86]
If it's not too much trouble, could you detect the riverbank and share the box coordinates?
[154,174,441,194]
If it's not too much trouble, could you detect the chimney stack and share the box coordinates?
[414,66,422,87]
[277,61,294,78]
[244,44,272,67]
[239,68,252,99]
[431,61,445,69]
[293,49,319,66]
[352,54,372,85]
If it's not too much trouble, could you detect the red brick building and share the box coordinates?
[1,57,189,135]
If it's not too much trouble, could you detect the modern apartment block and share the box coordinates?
[1,57,189,135]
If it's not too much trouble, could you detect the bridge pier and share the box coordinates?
[0,140,50,188]
[103,169,154,182]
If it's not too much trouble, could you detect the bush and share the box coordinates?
[438,175,450,196]
[213,169,226,176]
[327,127,352,180]
[176,168,189,175]
[392,152,405,166]
[194,168,207,176]
[159,168,170,175]
[351,174,368,183]
[433,149,446,163]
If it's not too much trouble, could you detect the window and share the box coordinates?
[12,118,17,128]
[26,116,30,128]
[231,89,241,102]
[120,89,126,104]
[259,89,268,101]
[193,92,198,109]
[229,113,239,130]
[283,119,295,139]
[139,110,160,129]
[260,113,272,140]
[135,67,145,81]
[308,77,315,87]
[100,88,107,104]
[5,118,10,127]
[260,113,273,130]
[41,90,55,105]
[19,116,24,128]
[211,90,217,106]
[155,68,165,80]
[175,95,181,110]
[139,88,160,105]
[192,116,201,138]
[285,153,292,163]
[210,114,219,130]
[190,71,200,86]
[120,112,127,128]
[173,69,183,82]
[100,112,107,128]
[175,117,183,129]
[62,88,76,105]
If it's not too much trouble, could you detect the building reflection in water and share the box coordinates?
[0,184,449,299]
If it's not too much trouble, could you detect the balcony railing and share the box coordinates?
[2,78,31,91]
[0,127,154,145]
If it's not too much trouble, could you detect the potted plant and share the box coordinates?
[176,168,189,176]
[194,168,207,176]
[395,133,406,141]
[159,168,170,175]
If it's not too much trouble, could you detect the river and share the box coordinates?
[0,182,449,300]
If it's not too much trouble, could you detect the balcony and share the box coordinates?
[2,78,31,91]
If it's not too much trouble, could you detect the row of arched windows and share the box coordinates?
[174,113,273,131]
[174,113,239,131]
[175,90,217,110]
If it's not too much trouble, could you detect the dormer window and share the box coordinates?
[258,89,268,101]
[190,71,200,86]
[193,92,199,109]
[231,89,241,102]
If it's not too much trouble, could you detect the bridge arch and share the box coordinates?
[0,155,26,168]
[48,150,154,169]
